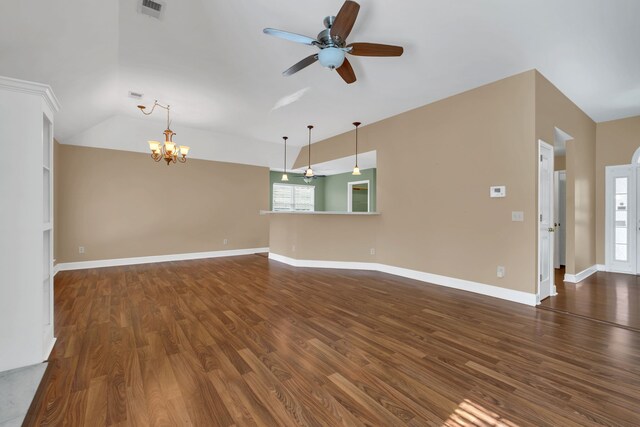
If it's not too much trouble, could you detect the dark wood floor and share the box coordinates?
[26,256,640,426]
[540,267,640,331]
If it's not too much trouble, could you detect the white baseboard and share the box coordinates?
[44,338,57,361]
[564,264,598,283]
[267,253,375,270]
[596,264,606,271]
[56,247,269,272]
[268,253,537,306]
[53,264,60,276]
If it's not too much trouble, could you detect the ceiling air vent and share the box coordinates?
[128,91,144,99]
[138,0,165,20]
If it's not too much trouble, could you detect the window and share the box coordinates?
[273,184,315,211]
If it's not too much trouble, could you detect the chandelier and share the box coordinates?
[137,101,189,165]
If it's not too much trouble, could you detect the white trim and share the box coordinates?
[564,265,598,283]
[44,338,57,361]
[268,253,537,306]
[596,264,606,271]
[56,247,269,272]
[53,264,61,276]
[347,179,370,213]
[0,75,61,112]
[632,146,640,164]
[267,253,375,270]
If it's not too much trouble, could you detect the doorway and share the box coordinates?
[554,171,566,269]
[347,180,370,213]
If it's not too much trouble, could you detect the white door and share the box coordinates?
[538,141,555,301]
[605,165,636,273]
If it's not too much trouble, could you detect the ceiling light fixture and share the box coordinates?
[281,136,289,181]
[304,125,314,183]
[352,121,361,175]
[138,100,190,165]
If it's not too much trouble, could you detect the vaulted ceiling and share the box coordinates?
[1,0,639,168]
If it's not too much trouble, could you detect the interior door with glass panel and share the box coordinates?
[605,165,636,274]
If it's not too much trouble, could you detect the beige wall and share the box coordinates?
[595,116,640,263]
[534,71,597,275]
[293,71,538,293]
[269,214,379,262]
[54,140,62,263]
[55,144,269,263]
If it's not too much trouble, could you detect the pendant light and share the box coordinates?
[281,136,289,181]
[352,121,362,175]
[304,125,314,183]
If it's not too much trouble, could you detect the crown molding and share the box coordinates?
[0,75,60,113]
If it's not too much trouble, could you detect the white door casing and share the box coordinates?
[538,141,555,301]
[347,180,370,213]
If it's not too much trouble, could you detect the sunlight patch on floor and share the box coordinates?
[444,399,518,427]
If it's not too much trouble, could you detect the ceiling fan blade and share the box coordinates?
[283,54,319,76]
[330,1,360,42]
[336,58,357,84]
[348,42,404,57]
[263,28,317,46]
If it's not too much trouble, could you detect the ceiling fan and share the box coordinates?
[263,0,404,84]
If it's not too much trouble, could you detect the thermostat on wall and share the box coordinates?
[490,186,506,198]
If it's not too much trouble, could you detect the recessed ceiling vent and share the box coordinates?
[128,91,144,99]
[138,0,165,20]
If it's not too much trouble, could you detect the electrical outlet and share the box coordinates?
[497,266,505,278]
[79,246,85,254]
[370,248,375,255]
[223,238,228,245]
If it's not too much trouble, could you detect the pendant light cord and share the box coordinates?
[307,125,313,169]
[353,121,361,167]
[283,136,288,173]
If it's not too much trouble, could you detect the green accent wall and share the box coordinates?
[269,168,376,212]
[324,168,376,212]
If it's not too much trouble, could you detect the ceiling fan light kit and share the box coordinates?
[263,0,403,84]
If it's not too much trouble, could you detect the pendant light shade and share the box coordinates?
[281,136,289,181]
[352,121,361,175]
[305,125,314,180]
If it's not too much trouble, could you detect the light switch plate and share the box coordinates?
[512,211,524,222]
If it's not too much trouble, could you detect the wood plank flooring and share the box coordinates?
[540,267,640,331]
[25,255,640,426]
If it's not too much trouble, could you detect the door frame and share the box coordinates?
[537,140,556,303]
[553,170,566,269]
[347,180,370,213]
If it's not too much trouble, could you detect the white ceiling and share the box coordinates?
[1,0,639,168]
